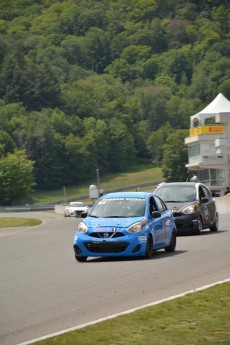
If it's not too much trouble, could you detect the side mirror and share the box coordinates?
[151,211,161,219]
[201,197,209,203]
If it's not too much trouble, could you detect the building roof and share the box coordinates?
[190,93,230,127]
[199,93,230,114]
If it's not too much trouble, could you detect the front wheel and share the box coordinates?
[75,255,87,262]
[165,231,176,252]
[210,213,219,232]
[144,236,153,259]
[194,216,203,235]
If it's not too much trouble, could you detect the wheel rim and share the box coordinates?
[197,217,202,233]
[211,213,219,231]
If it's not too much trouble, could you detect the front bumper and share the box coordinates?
[173,212,199,234]
[73,233,148,258]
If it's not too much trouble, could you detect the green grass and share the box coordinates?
[0,217,42,227]
[29,165,163,205]
[33,282,230,345]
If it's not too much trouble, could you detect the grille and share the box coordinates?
[172,212,182,217]
[84,241,129,253]
[90,232,124,239]
[75,210,83,216]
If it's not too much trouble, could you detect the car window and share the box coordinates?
[149,196,157,214]
[154,195,167,212]
[199,186,207,200]
[200,185,212,199]
[156,185,196,202]
[70,202,85,207]
[89,197,146,218]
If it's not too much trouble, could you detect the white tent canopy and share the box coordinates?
[190,93,230,127]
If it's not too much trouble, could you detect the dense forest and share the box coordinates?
[0,0,229,203]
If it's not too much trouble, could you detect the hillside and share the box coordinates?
[0,0,229,199]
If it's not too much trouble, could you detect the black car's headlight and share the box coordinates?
[182,204,199,214]
[77,222,88,233]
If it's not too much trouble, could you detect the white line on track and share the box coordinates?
[17,277,230,345]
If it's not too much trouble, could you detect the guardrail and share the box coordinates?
[0,205,54,212]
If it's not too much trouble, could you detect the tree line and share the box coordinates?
[0,0,229,204]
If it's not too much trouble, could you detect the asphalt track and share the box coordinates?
[0,212,229,345]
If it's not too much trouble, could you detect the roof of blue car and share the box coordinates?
[101,191,149,199]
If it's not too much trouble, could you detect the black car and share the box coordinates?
[154,182,218,235]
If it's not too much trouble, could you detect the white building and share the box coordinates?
[185,93,230,196]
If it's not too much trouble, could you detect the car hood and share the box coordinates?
[164,201,197,212]
[84,216,144,229]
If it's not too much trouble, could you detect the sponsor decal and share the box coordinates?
[164,219,170,227]
[190,125,224,136]
[138,236,147,241]
[95,227,117,232]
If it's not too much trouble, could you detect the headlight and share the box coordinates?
[182,204,198,214]
[127,222,143,233]
[77,222,88,233]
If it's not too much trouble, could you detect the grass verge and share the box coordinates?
[33,282,230,345]
[29,165,163,205]
[0,217,42,227]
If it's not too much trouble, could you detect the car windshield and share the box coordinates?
[89,197,146,218]
[70,202,85,207]
[156,186,196,203]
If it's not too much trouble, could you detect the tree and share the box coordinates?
[162,129,188,182]
[147,122,173,163]
[82,117,110,171]
[0,0,229,192]
[107,45,151,81]
[126,84,171,131]
[107,118,136,172]
[64,133,96,184]
[0,150,35,205]
[0,130,16,156]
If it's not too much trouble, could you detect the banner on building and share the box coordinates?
[190,125,225,136]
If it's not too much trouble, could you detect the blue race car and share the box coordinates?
[73,192,177,262]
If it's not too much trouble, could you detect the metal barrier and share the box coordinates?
[0,205,54,212]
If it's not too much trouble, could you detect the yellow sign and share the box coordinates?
[190,126,225,136]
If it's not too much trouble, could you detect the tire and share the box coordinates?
[75,255,87,262]
[144,236,153,259]
[210,213,219,232]
[194,216,203,235]
[165,231,176,252]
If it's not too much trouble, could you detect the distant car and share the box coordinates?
[73,191,177,262]
[64,201,88,218]
[154,182,218,235]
